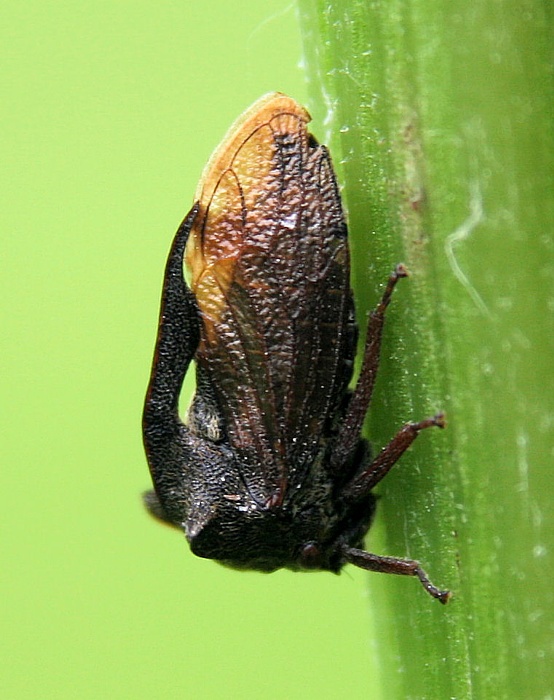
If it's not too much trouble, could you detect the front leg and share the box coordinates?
[340,545,451,603]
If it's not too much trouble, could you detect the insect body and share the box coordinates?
[143,93,449,602]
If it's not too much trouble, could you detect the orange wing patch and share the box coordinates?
[185,93,311,341]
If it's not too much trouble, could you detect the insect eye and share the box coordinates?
[298,542,323,570]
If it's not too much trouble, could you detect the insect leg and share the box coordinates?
[340,545,451,603]
[330,264,408,470]
[340,414,445,502]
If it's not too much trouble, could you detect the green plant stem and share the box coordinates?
[298,1,554,698]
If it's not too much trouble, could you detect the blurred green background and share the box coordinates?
[1,2,383,699]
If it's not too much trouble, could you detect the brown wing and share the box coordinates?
[185,93,355,507]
